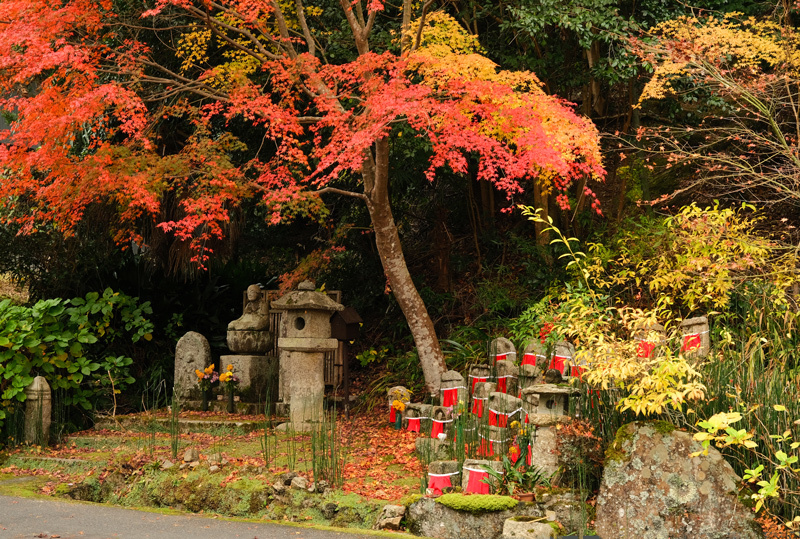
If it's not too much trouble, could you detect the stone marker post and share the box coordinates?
[679,316,710,358]
[490,337,517,363]
[439,370,467,408]
[272,281,343,430]
[24,376,51,446]
[632,320,666,359]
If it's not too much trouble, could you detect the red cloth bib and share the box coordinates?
[570,365,585,379]
[470,376,487,393]
[478,438,494,457]
[431,420,445,439]
[682,333,701,352]
[637,340,655,358]
[472,398,485,417]
[428,474,453,495]
[465,470,490,494]
[521,353,536,366]
[549,355,568,374]
[494,353,508,362]
[441,387,458,407]
[496,377,508,393]
[390,407,396,423]
[407,418,421,433]
[489,409,509,428]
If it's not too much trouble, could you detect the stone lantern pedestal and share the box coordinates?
[272,280,343,430]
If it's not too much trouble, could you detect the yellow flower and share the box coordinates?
[204,364,215,375]
[220,372,231,383]
[226,364,234,372]
[195,369,204,379]
[510,421,521,429]
[392,400,405,412]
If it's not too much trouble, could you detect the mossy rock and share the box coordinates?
[436,493,518,513]
[402,493,423,507]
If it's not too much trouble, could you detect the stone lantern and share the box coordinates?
[272,280,343,429]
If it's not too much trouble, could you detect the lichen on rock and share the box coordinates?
[595,421,764,539]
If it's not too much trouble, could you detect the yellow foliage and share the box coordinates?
[583,203,785,313]
[640,14,792,103]
[177,28,212,74]
[404,11,485,55]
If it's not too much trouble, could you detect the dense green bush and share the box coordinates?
[0,288,153,433]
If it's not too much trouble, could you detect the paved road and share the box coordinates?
[0,495,404,539]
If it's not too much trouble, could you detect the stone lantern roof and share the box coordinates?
[271,280,344,312]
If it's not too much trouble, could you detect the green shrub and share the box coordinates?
[436,493,518,513]
[0,288,152,433]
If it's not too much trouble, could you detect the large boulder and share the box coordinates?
[595,422,763,539]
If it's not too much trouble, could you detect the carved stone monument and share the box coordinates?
[272,280,343,429]
[174,331,212,400]
[227,284,270,353]
[495,359,518,395]
[220,284,278,405]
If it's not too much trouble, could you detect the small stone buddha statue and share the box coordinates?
[227,284,271,353]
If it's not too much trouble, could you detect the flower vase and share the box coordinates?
[201,388,209,412]
[227,387,235,414]
[394,411,402,430]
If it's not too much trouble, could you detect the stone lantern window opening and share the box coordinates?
[294,316,306,331]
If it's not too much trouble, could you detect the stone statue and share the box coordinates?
[229,284,269,331]
[227,284,271,354]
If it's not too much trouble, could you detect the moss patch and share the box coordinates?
[652,421,677,435]
[436,493,518,513]
[604,423,636,464]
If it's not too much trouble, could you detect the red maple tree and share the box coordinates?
[0,0,604,392]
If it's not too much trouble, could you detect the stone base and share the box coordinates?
[226,329,271,354]
[181,400,269,415]
[220,354,278,403]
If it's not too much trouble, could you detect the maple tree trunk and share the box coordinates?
[362,137,446,395]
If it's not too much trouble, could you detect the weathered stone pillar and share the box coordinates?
[518,364,543,390]
[24,376,51,446]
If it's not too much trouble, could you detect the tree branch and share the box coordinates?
[411,0,434,52]
[315,187,369,201]
[295,0,316,56]
[269,0,298,59]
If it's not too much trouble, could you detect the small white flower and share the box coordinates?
[437,433,446,441]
